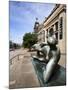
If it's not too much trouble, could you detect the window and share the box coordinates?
[55,22,58,40]
[42,30,45,42]
[59,17,63,39]
[49,28,54,36]
[46,29,48,38]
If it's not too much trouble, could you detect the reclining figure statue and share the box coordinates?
[32,34,60,83]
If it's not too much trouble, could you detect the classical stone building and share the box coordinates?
[34,4,66,67]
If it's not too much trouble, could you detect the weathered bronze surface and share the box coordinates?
[32,58,66,86]
[32,34,65,84]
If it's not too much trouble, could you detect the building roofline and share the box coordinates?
[44,4,60,23]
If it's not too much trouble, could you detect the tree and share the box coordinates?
[23,32,38,50]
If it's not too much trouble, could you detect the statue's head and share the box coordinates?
[47,34,57,45]
[46,28,57,45]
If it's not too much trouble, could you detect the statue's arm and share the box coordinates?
[43,48,60,83]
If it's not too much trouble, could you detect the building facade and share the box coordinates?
[37,4,66,54]
[34,4,66,67]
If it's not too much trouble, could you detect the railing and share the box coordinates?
[10,54,25,65]
[10,52,66,65]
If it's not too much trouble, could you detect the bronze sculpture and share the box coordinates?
[32,33,60,83]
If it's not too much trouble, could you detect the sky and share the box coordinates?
[9,1,55,44]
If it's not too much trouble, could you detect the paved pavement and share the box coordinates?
[9,48,66,89]
[9,48,27,59]
[9,48,40,89]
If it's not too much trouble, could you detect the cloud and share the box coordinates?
[9,1,55,44]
